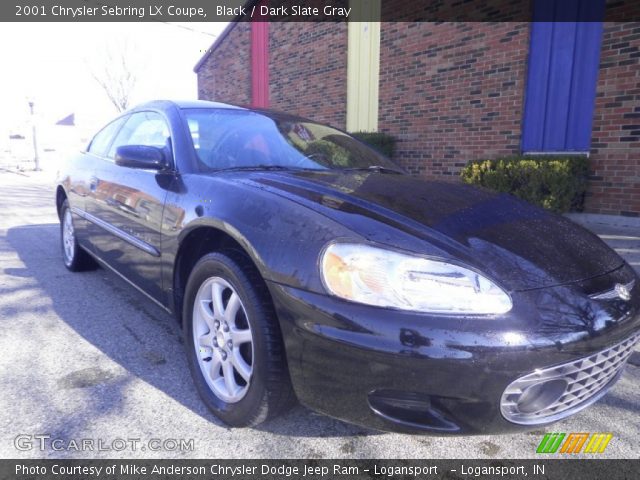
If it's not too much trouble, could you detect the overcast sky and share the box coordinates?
[0,22,228,147]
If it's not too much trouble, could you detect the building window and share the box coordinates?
[521,0,605,153]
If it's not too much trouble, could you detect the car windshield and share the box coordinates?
[183,108,402,173]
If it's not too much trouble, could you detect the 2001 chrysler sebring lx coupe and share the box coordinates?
[56,100,639,434]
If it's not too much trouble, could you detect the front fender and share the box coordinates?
[160,173,361,309]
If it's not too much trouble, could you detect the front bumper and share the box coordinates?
[267,265,640,435]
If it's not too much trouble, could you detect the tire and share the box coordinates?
[183,251,296,427]
[59,199,97,272]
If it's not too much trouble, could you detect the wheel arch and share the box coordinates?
[55,185,68,220]
[172,224,272,326]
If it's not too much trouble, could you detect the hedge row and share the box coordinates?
[347,131,588,213]
[350,131,396,158]
[460,156,589,212]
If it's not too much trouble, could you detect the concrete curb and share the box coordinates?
[0,167,30,177]
[565,212,640,229]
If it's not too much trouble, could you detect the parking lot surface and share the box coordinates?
[0,170,638,459]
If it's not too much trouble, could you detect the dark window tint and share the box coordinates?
[87,117,127,156]
[107,111,171,159]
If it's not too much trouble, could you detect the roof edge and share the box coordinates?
[193,0,258,73]
[193,22,238,73]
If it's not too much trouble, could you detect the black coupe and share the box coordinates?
[56,100,639,434]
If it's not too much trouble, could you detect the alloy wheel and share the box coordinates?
[62,209,75,265]
[192,277,254,403]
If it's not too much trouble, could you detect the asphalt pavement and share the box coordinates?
[0,170,638,459]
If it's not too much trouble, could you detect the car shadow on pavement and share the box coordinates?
[6,223,379,439]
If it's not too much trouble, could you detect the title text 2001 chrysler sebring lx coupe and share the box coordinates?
[56,100,639,434]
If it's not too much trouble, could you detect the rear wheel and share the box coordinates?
[60,200,96,271]
[183,251,295,426]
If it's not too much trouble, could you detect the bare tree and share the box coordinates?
[89,40,139,112]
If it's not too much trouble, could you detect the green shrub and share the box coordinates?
[350,131,396,158]
[460,155,589,212]
[304,139,350,167]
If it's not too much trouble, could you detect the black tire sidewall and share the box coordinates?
[183,252,270,426]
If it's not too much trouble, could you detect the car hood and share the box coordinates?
[241,170,623,291]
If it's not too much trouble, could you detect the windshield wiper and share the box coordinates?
[215,165,299,172]
[344,166,404,174]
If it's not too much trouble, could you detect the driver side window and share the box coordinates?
[87,117,126,157]
[107,111,171,160]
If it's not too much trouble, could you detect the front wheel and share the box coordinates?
[183,251,295,426]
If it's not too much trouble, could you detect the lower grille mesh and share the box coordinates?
[501,332,639,425]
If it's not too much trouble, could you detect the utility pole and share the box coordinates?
[28,101,40,171]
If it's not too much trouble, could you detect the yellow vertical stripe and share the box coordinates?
[598,434,612,453]
[584,434,598,453]
[586,434,608,453]
[347,0,380,132]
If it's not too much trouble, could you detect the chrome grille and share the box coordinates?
[501,333,639,425]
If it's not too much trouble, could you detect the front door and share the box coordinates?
[86,111,173,302]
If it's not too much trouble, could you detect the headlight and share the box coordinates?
[320,243,512,314]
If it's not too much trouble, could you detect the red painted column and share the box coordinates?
[251,3,269,108]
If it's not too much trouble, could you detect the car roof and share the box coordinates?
[131,99,247,111]
[129,100,316,124]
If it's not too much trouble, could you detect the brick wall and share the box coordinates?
[195,18,638,215]
[378,22,529,177]
[587,22,640,216]
[197,22,347,128]
[268,23,348,128]
[197,22,252,106]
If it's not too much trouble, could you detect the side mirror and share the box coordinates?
[115,145,169,170]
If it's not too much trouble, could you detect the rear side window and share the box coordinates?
[107,111,171,159]
[87,117,127,156]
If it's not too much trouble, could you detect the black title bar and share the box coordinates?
[5,0,640,22]
[3,459,640,480]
